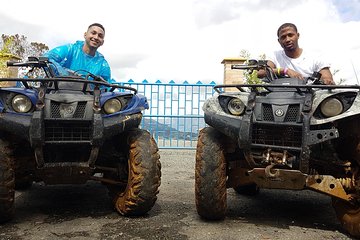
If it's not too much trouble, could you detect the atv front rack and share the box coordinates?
[0,77,137,94]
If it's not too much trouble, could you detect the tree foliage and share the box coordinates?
[239,49,266,85]
[0,34,49,81]
[0,34,49,59]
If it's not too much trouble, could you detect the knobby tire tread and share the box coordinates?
[195,127,227,220]
[0,138,15,223]
[113,129,161,216]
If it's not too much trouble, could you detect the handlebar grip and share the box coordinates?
[231,64,249,69]
[6,61,18,67]
[6,61,31,67]
[231,64,259,69]
[6,60,48,68]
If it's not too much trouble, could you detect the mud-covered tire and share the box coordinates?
[195,127,227,220]
[0,138,15,223]
[332,198,360,237]
[233,183,260,196]
[110,129,161,216]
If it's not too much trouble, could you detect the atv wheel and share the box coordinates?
[233,183,260,196]
[195,127,227,220]
[0,138,15,223]
[332,198,360,237]
[109,129,161,216]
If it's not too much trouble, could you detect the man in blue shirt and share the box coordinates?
[44,23,111,83]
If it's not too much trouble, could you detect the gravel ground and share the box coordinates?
[0,149,355,240]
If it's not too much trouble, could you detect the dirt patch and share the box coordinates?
[0,149,353,239]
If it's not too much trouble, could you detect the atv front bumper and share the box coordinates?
[0,111,143,170]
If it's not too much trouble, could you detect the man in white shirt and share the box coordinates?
[259,23,335,85]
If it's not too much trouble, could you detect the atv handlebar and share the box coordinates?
[231,59,324,85]
[231,60,268,70]
[7,56,49,68]
[232,59,277,82]
[4,56,138,93]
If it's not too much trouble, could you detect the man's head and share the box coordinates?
[84,23,105,53]
[277,23,300,52]
[88,23,105,33]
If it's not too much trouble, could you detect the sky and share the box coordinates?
[0,0,359,85]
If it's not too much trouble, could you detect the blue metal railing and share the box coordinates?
[116,80,216,149]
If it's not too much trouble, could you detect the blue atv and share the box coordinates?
[195,60,360,237]
[0,57,161,222]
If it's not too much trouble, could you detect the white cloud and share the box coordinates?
[0,0,359,84]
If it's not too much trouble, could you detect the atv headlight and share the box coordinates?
[11,94,32,113]
[227,98,245,116]
[103,98,122,114]
[320,97,343,117]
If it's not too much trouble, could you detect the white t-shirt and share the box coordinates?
[268,49,330,78]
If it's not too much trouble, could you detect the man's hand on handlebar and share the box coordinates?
[284,68,304,80]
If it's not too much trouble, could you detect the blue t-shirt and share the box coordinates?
[43,40,111,82]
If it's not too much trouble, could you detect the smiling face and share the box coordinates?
[278,26,299,52]
[84,25,105,53]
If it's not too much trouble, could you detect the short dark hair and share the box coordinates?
[277,23,297,37]
[88,23,105,33]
